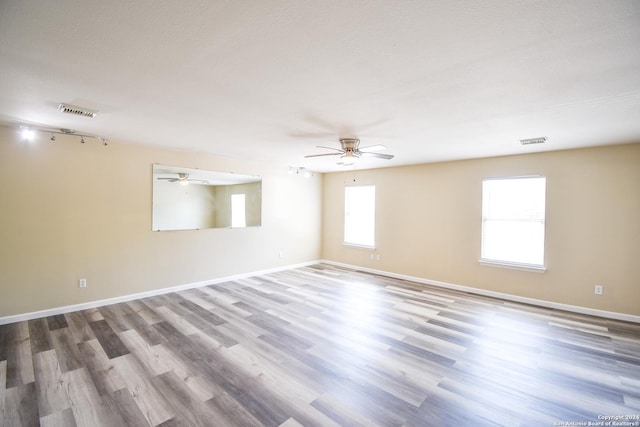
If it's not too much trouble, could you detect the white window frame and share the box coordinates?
[480,176,547,272]
[344,185,376,249]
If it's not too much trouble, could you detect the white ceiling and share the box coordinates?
[1,1,639,172]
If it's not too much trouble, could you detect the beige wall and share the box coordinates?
[322,144,640,316]
[0,125,322,317]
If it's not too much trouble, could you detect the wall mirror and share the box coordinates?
[152,164,262,231]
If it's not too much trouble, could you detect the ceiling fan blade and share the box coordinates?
[360,152,394,160]
[359,144,387,152]
[304,152,342,158]
[316,145,344,152]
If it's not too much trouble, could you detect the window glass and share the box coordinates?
[481,177,546,267]
[344,185,375,247]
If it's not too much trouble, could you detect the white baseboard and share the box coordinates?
[0,261,318,325]
[320,260,640,324]
[3,259,638,325]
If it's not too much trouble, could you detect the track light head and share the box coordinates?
[21,128,34,141]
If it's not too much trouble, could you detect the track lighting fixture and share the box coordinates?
[288,166,314,178]
[20,128,34,141]
[15,125,108,147]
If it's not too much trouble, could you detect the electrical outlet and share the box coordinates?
[79,278,87,288]
[594,284,603,295]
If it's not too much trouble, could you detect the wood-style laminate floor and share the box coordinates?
[1,264,639,426]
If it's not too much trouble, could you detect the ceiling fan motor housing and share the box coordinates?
[340,138,360,155]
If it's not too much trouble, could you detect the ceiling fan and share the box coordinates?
[156,172,208,185]
[304,138,394,165]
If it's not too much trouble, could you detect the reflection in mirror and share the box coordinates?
[152,164,261,231]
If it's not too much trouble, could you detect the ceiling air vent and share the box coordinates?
[518,137,547,145]
[58,103,97,118]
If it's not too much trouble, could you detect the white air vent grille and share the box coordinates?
[58,103,97,118]
[518,137,547,145]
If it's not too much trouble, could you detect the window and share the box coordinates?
[231,193,246,228]
[344,185,376,248]
[481,176,546,269]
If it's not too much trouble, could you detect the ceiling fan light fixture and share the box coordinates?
[340,154,357,165]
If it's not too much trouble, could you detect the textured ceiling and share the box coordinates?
[1,1,639,172]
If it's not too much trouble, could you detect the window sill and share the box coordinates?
[343,242,376,250]
[479,259,546,273]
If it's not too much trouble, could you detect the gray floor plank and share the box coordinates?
[88,320,130,359]
[39,407,78,427]
[28,318,53,354]
[3,322,35,389]
[0,360,6,425]
[63,367,117,427]
[3,381,39,427]
[76,339,127,396]
[50,328,84,373]
[33,349,71,418]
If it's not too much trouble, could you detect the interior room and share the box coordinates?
[1,1,639,425]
